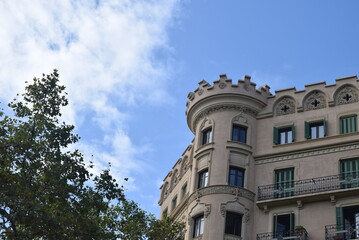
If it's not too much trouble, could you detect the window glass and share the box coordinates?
[279,128,293,144]
[232,125,247,143]
[181,183,187,198]
[310,122,324,139]
[225,212,242,236]
[202,128,212,145]
[228,167,244,187]
[171,196,177,211]
[193,215,204,237]
[198,170,208,188]
[340,158,359,188]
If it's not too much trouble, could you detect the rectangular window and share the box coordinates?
[228,167,244,187]
[162,208,168,218]
[305,121,326,139]
[202,128,212,145]
[340,158,359,189]
[171,196,177,211]
[340,115,357,134]
[198,170,208,189]
[273,125,295,144]
[193,215,204,238]
[275,168,294,198]
[181,183,187,198]
[273,213,294,236]
[232,125,247,143]
[225,212,242,236]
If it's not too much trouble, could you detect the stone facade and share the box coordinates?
[159,74,359,240]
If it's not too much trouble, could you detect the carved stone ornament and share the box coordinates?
[198,88,204,96]
[335,86,358,105]
[188,92,195,101]
[244,208,250,223]
[220,204,226,217]
[275,97,296,116]
[204,204,211,218]
[232,114,248,125]
[219,82,227,89]
[188,185,255,205]
[304,91,326,111]
[193,104,258,132]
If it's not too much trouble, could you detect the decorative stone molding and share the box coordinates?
[198,88,204,96]
[193,104,258,132]
[220,203,227,217]
[244,209,250,223]
[255,142,359,165]
[274,97,296,116]
[297,200,303,210]
[335,86,358,105]
[303,90,327,111]
[232,114,248,125]
[224,235,242,240]
[219,82,227,89]
[188,185,255,205]
[204,204,211,218]
[330,195,336,205]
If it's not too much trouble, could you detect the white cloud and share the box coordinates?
[0,0,179,194]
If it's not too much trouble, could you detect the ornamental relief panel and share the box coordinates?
[274,97,296,116]
[335,86,359,105]
[303,91,327,111]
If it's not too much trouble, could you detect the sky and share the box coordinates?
[1,0,359,216]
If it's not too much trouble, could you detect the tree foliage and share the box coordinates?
[0,70,184,240]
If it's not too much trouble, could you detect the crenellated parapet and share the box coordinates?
[186,74,271,132]
[258,75,359,118]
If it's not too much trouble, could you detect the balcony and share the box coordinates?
[256,229,308,240]
[257,173,359,203]
[325,224,359,240]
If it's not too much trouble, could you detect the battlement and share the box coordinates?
[259,75,359,117]
[186,74,271,115]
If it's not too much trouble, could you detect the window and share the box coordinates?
[340,158,359,189]
[305,121,326,139]
[198,170,208,189]
[275,168,294,198]
[201,128,212,145]
[181,183,187,198]
[171,196,177,211]
[340,115,357,134]
[228,167,244,187]
[273,213,294,236]
[193,215,204,238]
[225,212,242,236]
[232,125,247,143]
[273,125,295,144]
[162,208,168,218]
[336,205,359,239]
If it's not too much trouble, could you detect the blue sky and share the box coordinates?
[1,0,359,216]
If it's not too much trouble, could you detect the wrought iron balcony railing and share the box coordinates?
[257,173,359,201]
[325,224,359,240]
[257,229,308,240]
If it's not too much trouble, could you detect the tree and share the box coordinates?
[0,70,184,239]
[147,215,185,240]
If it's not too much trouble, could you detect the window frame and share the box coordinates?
[171,195,177,211]
[305,120,326,139]
[198,169,209,189]
[273,125,295,145]
[273,212,295,235]
[274,168,294,198]
[193,214,204,238]
[181,183,188,199]
[231,124,247,143]
[225,211,243,236]
[228,167,245,187]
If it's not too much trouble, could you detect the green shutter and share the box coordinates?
[291,124,295,142]
[273,215,277,233]
[336,207,343,228]
[273,127,279,144]
[352,116,357,132]
[290,212,295,231]
[324,120,327,136]
[304,121,310,139]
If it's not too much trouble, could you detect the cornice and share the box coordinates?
[254,141,359,165]
[187,185,255,205]
[192,103,259,132]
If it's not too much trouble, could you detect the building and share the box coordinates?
[158,74,359,240]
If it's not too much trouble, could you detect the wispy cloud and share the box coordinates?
[0,0,180,198]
